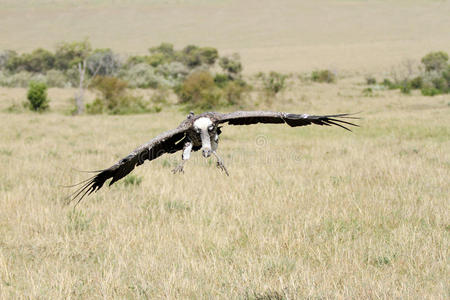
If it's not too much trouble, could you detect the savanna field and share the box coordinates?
[1,0,450,298]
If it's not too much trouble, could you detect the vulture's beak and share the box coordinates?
[202,149,212,158]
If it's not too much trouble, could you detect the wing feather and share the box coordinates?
[67,125,188,205]
[216,111,359,131]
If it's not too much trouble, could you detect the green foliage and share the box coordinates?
[421,87,441,96]
[311,69,336,83]
[222,79,249,105]
[421,51,448,72]
[259,71,288,94]
[45,69,68,88]
[54,39,92,70]
[6,48,55,73]
[87,76,155,114]
[176,70,221,110]
[0,50,17,70]
[120,63,168,89]
[410,76,423,89]
[219,53,242,78]
[382,78,398,90]
[214,73,231,88]
[26,81,49,111]
[0,71,42,87]
[400,80,412,94]
[86,48,121,76]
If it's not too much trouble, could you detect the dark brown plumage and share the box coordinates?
[67,111,358,205]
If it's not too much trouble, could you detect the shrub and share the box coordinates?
[400,80,412,94]
[219,53,242,78]
[176,70,221,110]
[86,48,121,76]
[120,63,166,88]
[366,76,376,85]
[21,48,55,73]
[214,73,230,88]
[27,81,49,111]
[260,71,288,94]
[0,71,47,87]
[223,80,249,106]
[0,50,17,71]
[421,87,441,96]
[45,69,68,87]
[89,76,128,110]
[87,76,154,114]
[311,69,336,83]
[382,78,398,90]
[410,76,423,89]
[156,62,189,82]
[421,51,448,72]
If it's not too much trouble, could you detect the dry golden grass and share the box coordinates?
[0,77,449,298]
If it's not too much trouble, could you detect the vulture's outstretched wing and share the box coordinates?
[215,111,359,131]
[67,125,189,206]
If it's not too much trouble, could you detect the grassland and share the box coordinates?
[1,0,450,298]
[0,77,449,298]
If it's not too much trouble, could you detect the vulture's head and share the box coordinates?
[193,117,215,158]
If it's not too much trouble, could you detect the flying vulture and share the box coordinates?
[68,111,358,204]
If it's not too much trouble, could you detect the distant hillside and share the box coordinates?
[1,0,449,73]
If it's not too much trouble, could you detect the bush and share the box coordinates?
[120,63,167,88]
[0,71,47,88]
[156,62,189,82]
[311,69,336,83]
[87,76,154,114]
[214,73,230,88]
[219,53,242,78]
[410,76,423,89]
[421,51,448,72]
[260,71,288,94]
[366,76,376,85]
[0,50,17,71]
[382,78,398,90]
[400,80,412,94]
[421,87,441,96]
[222,80,249,105]
[27,81,49,111]
[175,70,221,110]
[21,48,55,73]
[86,48,121,76]
[45,70,68,87]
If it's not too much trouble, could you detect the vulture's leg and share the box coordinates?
[212,151,229,176]
[172,141,193,174]
[211,133,229,176]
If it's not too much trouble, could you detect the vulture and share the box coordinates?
[68,111,358,205]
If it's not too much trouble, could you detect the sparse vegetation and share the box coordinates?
[311,69,336,83]
[258,71,288,95]
[86,76,154,114]
[382,51,449,96]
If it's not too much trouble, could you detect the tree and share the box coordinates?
[421,51,449,72]
[86,49,121,76]
[54,39,92,70]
